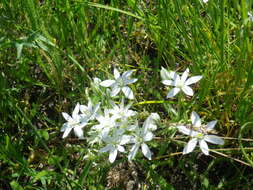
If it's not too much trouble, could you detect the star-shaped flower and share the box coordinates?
[99,129,133,163]
[61,103,87,139]
[161,68,202,98]
[128,114,159,161]
[91,109,117,135]
[109,98,136,120]
[177,111,224,155]
[100,68,137,99]
[248,12,253,21]
[80,100,100,121]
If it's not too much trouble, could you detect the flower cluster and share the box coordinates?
[60,66,224,163]
[61,68,160,163]
[161,67,224,155]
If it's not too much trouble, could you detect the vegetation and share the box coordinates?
[0,0,253,189]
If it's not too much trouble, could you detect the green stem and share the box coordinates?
[220,0,225,69]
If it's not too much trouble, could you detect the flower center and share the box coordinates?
[70,120,80,127]
[177,79,184,89]
[195,133,204,139]
[117,78,125,87]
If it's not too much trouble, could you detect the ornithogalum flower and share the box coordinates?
[100,68,137,99]
[91,109,117,135]
[80,100,100,121]
[177,111,224,155]
[109,98,136,120]
[248,12,253,21]
[61,103,87,139]
[161,68,202,98]
[99,129,133,163]
[128,114,159,160]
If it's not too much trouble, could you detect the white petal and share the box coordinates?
[128,144,140,160]
[125,78,138,85]
[206,120,217,131]
[126,110,136,117]
[150,113,160,121]
[87,100,93,110]
[113,68,121,79]
[173,74,181,85]
[99,144,113,153]
[204,135,224,145]
[144,123,157,132]
[122,86,134,99]
[100,80,115,87]
[62,127,72,138]
[60,123,68,132]
[74,126,84,139]
[183,138,198,154]
[62,112,71,121]
[122,70,134,78]
[109,148,118,163]
[166,87,180,98]
[199,139,209,155]
[120,135,132,144]
[177,126,199,137]
[182,85,194,96]
[94,102,101,112]
[79,105,88,114]
[181,68,189,83]
[72,103,80,117]
[162,80,174,86]
[185,76,202,85]
[110,86,121,97]
[143,131,154,142]
[191,111,201,128]
[141,143,152,160]
[93,77,101,84]
[91,124,100,130]
[117,145,125,152]
[160,67,176,80]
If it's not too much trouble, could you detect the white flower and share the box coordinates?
[93,77,101,85]
[161,68,202,98]
[100,68,137,99]
[248,12,253,21]
[109,98,136,120]
[177,111,224,155]
[143,113,160,132]
[160,67,176,81]
[128,116,157,161]
[92,109,117,134]
[91,77,102,90]
[99,129,132,163]
[80,100,100,121]
[61,103,87,139]
[203,0,208,3]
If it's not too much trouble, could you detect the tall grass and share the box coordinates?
[0,0,253,189]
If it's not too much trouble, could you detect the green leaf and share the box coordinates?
[10,181,24,190]
[33,170,50,182]
[87,2,143,20]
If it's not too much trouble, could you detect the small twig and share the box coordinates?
[154,136,253,142]
[222,137,253,142]
[210,150,252,167]
[211,147,253,152]
[154,147,253,167]
[154,152,183,160]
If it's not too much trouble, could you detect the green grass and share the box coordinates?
[1,0,253,189]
